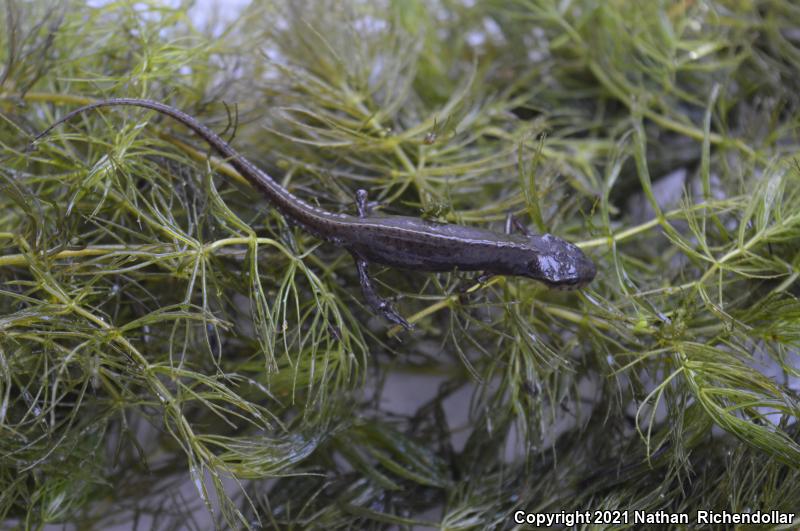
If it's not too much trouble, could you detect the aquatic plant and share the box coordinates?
[1,0,799,528]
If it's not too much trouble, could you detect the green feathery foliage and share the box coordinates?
[1,0,800,529]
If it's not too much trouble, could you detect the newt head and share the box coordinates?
[524,234,596,290]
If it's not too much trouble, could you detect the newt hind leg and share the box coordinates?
[353,255,412,330]
[355,189,369,217]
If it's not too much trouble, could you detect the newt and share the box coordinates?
[34,98,596,329]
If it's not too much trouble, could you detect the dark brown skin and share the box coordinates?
[34,98,597,328]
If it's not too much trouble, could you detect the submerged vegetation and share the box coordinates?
[1,0,800,528]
